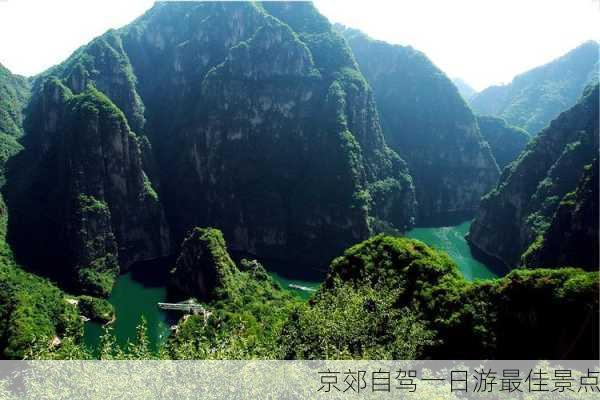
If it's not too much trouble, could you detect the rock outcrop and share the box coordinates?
[469,84,599,268]
[470,41,599,135]
[476,116,530,169]
[523,159,598,270]
[338,26,500,222]
[171,227,236,301]
[6,80,169,296]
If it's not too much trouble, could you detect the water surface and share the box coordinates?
[84,220,496,351]
[83,270,171,353]
[406,220,498,280]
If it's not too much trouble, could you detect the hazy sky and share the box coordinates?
[0,1,598,90]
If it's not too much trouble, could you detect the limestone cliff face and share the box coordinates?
[523,159,598,271]
[171,227,236,301]
[338,26,500,222]
[5,2,417,284]
[117,2,415,271]
[42,31,146,134]
[469,84,599,268]
[476,116,530,170]
[6,80,169,296]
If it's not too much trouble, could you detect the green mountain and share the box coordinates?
[0,1,597,361]
[523,158,598,269]
[0,62,30,138]
[337,26,500,222]
[4,2,417,291]
[476,116,530,169]
[469,84,599,269]
[6,80,170,296]
[452,77,477,101]
[0,194,83,359]
[0,63,30,183]
[470,41,599,134]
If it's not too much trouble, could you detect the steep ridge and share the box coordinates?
[476,116,530,169]
[6,80,169,296]
[337,25,500,222]
[523,159,598,270]
[452,78,477,101]
[119,2,417,269]
[471,41,599,134]
[5,2,417,284]
[469,84,599,268]
[0,63,30,182]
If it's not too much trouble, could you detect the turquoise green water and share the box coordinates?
[84,220,494,351]
[406,220,498,281]
[83,272,170,353]
[269,271,320,300]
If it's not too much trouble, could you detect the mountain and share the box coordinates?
[0,62,30,138]
[4,2,417,292]
[476,116,530,169]
[0,194,83,359]
[468,84,599,269]
[523,158,598,270]
[0,63,30,183]
[452,77,477,101]
[337,26,500,222]
[6,82,170,296]
[470,41,599,134]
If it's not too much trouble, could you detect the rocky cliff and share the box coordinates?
[5,80,169,296]
[3,2,418,286]
[523,159,598,270]
[338,26,500,222]
[171,227,236,301]
[476,116,530,169]
[471,41,599,134]
[469,84,599,268]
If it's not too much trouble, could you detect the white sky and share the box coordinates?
[0,1,598,90]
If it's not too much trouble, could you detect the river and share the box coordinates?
[83,220,498,351]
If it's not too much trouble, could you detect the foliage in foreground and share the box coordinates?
[23,232,599,361]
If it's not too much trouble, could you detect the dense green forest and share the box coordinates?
[0,1,597,361]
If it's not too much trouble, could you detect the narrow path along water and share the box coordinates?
[406,220,498,281]
[84,220,497,351]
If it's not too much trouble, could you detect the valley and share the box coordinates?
[0,1,597,362]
